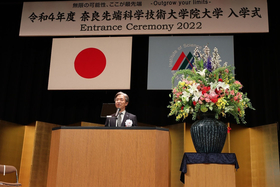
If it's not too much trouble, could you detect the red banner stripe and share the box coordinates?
[172,52,186,71]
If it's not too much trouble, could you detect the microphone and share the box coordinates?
[115,108,120,117]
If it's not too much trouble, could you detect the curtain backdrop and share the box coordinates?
[0,0,279,127]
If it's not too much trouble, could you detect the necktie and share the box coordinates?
[117,113,122,127]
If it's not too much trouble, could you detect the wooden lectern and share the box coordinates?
[46,127,170,187]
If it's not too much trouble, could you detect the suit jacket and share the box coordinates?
[105,112,137,127]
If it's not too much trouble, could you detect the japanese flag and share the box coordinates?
[48,37,132,90]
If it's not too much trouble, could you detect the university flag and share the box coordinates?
[48,37,132,90]
[147,36,234,90]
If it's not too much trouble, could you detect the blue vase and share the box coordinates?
[190,112,227,153]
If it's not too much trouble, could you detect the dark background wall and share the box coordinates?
[0,0,279,127]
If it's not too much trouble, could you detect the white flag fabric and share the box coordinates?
[48,37,132,90]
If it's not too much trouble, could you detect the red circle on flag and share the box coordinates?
[74,48,106,79]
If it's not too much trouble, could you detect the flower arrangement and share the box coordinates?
[168,46,255,124]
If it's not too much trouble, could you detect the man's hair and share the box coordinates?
[114,92,129,103]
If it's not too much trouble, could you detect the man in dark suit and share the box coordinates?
[105,92,138,127]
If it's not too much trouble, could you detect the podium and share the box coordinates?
[46,126,170,187]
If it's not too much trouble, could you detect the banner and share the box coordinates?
[48,37,132,90]
[147,36,234,90]
[20,0,268,36]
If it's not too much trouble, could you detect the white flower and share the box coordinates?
[193,47,201,59]
[182,91,191,102]
[211,47,222,70]
[210,81,229,91]
[203,45,210,56]
[197,69,206,77]
[188,83,199,94]
[210,81,218,90]
[125,119,133,127]
[192,90,202,102]
[217,81,230,90]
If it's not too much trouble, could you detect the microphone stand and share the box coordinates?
[106,108,120,127]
